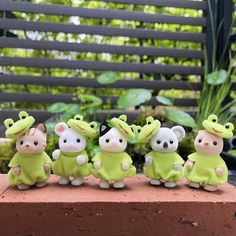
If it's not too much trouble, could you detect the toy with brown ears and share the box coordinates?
[4,111,52,190]
[184,114,234,191]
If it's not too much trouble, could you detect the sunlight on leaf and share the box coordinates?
[166,109,196,128]
[118,89,152,109]
[207,70,227,85]
[97,72,118,84]
[156,95,173,106]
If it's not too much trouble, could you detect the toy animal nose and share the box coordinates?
[204,142,209,146]
[163,142,168,149]
[25,144,30,148]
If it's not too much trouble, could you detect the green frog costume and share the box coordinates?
[144,151,184,182]
[8,152,52,186]
[184,152,228,185]
[52,150,91,178]
[91,151,135,181]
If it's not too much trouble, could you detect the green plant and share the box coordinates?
[196,0,236,128]
[118,89,152,109]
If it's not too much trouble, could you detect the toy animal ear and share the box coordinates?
[55,122,68,136]
[100,123,111,136]
[171,126,185,141]
[36,123,47,133]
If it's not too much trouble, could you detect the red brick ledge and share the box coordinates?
[0,174,236,235]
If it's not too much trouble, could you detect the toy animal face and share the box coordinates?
[99,125,127,153]
[16,124,47,154]
[150,126,185,153]
[194,130,223,155]
[55,122,86,153]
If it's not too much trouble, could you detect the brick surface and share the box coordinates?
[0,174,236,236]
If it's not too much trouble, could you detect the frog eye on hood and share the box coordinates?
[224,122,234,131]
[119,114,127,122]
[146,116,154,125]
[130,124,141,133]
[74,114,83,121]
[4,118,14,128]
[207,114,218,123]
[19,111,29,120]
[89,121,97,129]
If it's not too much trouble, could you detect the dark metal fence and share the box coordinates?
[0,0,235,127]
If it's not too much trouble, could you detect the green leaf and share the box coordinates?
[156,95,173,106]
[118,89,152,109]
[166,109,196,128]
[80,95,102,108]
[65,104,80,114]
[97,72,118,84]
[48,103,66,113]
[207,70,227,85]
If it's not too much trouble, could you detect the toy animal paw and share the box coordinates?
[44,163,51,173]
[17,184,30,190]
[185,160,193,170]
[99,180,110,189]
[52,149,61,160]
[173,164,181,171]
[58,176,70,185]
[216,167,224,176]
[121,162,130,170]
[164,181,177,188]
[145,156,152,166]
[94,161,102,170]
[76,155,86,165]
[12,166,21,176]
[71,178,84,186]
[113,181,125,188]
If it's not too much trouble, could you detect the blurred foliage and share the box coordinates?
[0,0,235,172]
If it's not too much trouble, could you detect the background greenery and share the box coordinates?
[0,0,236,172]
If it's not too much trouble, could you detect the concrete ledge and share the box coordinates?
[0,174,236,235]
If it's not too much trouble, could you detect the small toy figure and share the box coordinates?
[139,116,185,188]
[91,115,136,189]
[184,114,234,191]
[4,112,52,190]
[52,115,97,186]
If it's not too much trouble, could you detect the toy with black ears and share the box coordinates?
[91,115,136,189]
[184,114,234,191]
[4,111,52,190]
[138,116,186,188]
[52,114,98,186]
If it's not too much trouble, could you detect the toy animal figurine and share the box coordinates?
[4,114,52,190]
[139,116,185,188]
[52,115,97,186]
[91,115,136,189]
[184,114,234,191]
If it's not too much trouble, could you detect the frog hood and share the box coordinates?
[138,116,161,143]
[67,114,98,139]
[4,111,35,139]
[110,115,135,140]
[202,114,234,139]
